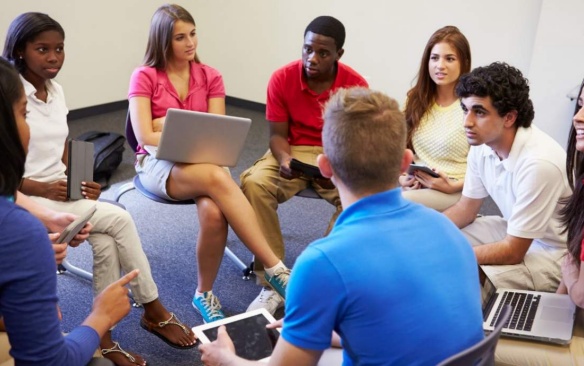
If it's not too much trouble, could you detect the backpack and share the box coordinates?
[76,131,126,189]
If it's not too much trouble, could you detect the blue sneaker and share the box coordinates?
[264,267,290,299]
[192,292,225,323]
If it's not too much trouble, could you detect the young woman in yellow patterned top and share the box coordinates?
[401,26,471,211]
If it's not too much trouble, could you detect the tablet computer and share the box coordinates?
[192,308,280,362]
[290,158,324,179]
[56,205,96,244]
[408,163,439,178]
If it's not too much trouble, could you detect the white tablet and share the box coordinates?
[56,205,96,244]
[192,308,280,362]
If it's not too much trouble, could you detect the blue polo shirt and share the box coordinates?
[282,187,483,365]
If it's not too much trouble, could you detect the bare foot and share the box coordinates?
[141,312,196,348]
[101,340,146,366]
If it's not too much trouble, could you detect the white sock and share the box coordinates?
[265,261,286,277]
[195,290,211,298]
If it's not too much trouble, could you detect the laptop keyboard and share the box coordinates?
[490,291,541,332]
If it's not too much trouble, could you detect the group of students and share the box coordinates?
[0,3,583,366]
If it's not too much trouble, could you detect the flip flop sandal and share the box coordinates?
[140,312,196,349]
[101,341,143,365]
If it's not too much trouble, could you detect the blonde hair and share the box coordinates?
[323,87,406,194]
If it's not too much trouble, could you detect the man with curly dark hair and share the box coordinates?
[444,62,570,292]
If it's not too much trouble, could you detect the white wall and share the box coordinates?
[1,0,582,146]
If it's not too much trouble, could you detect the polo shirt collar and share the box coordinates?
[334,187,409,227]
[298,60,340,93]
[20,75,56,103]
[481,126,532,172]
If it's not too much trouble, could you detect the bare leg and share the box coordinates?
[167,163,280,267]
[194,196,228,292]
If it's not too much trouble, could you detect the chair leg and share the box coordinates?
[114,181,136,202]
[224,247,253,280]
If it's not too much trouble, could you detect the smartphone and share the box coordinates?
[56,205,96,244]
[408,164,440,178]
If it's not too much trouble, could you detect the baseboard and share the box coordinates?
[68,96,265,121]
[68,100,128,121]
[225,96,266,113]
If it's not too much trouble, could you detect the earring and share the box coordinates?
[19,55,23,60]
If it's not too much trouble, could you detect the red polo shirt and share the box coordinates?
[266,60,368,147]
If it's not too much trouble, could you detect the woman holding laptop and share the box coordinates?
[128,4,290,324]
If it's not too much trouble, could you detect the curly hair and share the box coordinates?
[456,62,534,128]
[560,78,584,264]
[404,26,471,147]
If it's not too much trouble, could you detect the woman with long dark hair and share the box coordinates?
[401,26,471,211]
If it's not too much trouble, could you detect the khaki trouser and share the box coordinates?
[28,197,158,304]
[462,216,563,292]
[240,147,341,284]
[401,189,461,212]
[495,309,584,365]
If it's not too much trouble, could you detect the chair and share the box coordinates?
[437,304,512,366]
[114,111,253,279]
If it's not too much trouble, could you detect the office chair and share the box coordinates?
[114,111,253,279]
[437,304,512,366]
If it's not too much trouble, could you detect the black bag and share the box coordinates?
[76,131,126,189]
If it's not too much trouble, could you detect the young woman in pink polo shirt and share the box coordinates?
[128,4,290,324]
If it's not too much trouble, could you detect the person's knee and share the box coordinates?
[197,199,227,232]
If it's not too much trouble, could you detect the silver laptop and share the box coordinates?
[144,108,251,167]
[482,275,576,345]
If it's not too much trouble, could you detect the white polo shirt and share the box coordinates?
[462,125,570,249]
[21,76,69,183]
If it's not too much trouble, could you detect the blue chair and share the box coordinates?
[437,304,512,366]
[114,111,253,279]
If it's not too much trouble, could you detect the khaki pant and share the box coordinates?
[0,332,11,366]
[401,189,461,212]
[463,216,563,292]
[495,309,584,365]
[240,147,341,284]
[28,197,158,304]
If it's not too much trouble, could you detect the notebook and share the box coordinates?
[482,275,576,345]
[67,139,94,200]
[143,108,252,167]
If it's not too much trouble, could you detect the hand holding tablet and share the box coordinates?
[56,205,96,244]
[408,163,440,178]
[194,309,280,362]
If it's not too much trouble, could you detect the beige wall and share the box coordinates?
[1,0,582,146]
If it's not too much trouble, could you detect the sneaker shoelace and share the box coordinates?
[202,293,223,319]
[272,268,290,287]
[258,288,276,303]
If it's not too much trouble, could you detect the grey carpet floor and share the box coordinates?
[58,104,500,365]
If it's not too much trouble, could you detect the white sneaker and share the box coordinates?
[246,287,284,315]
